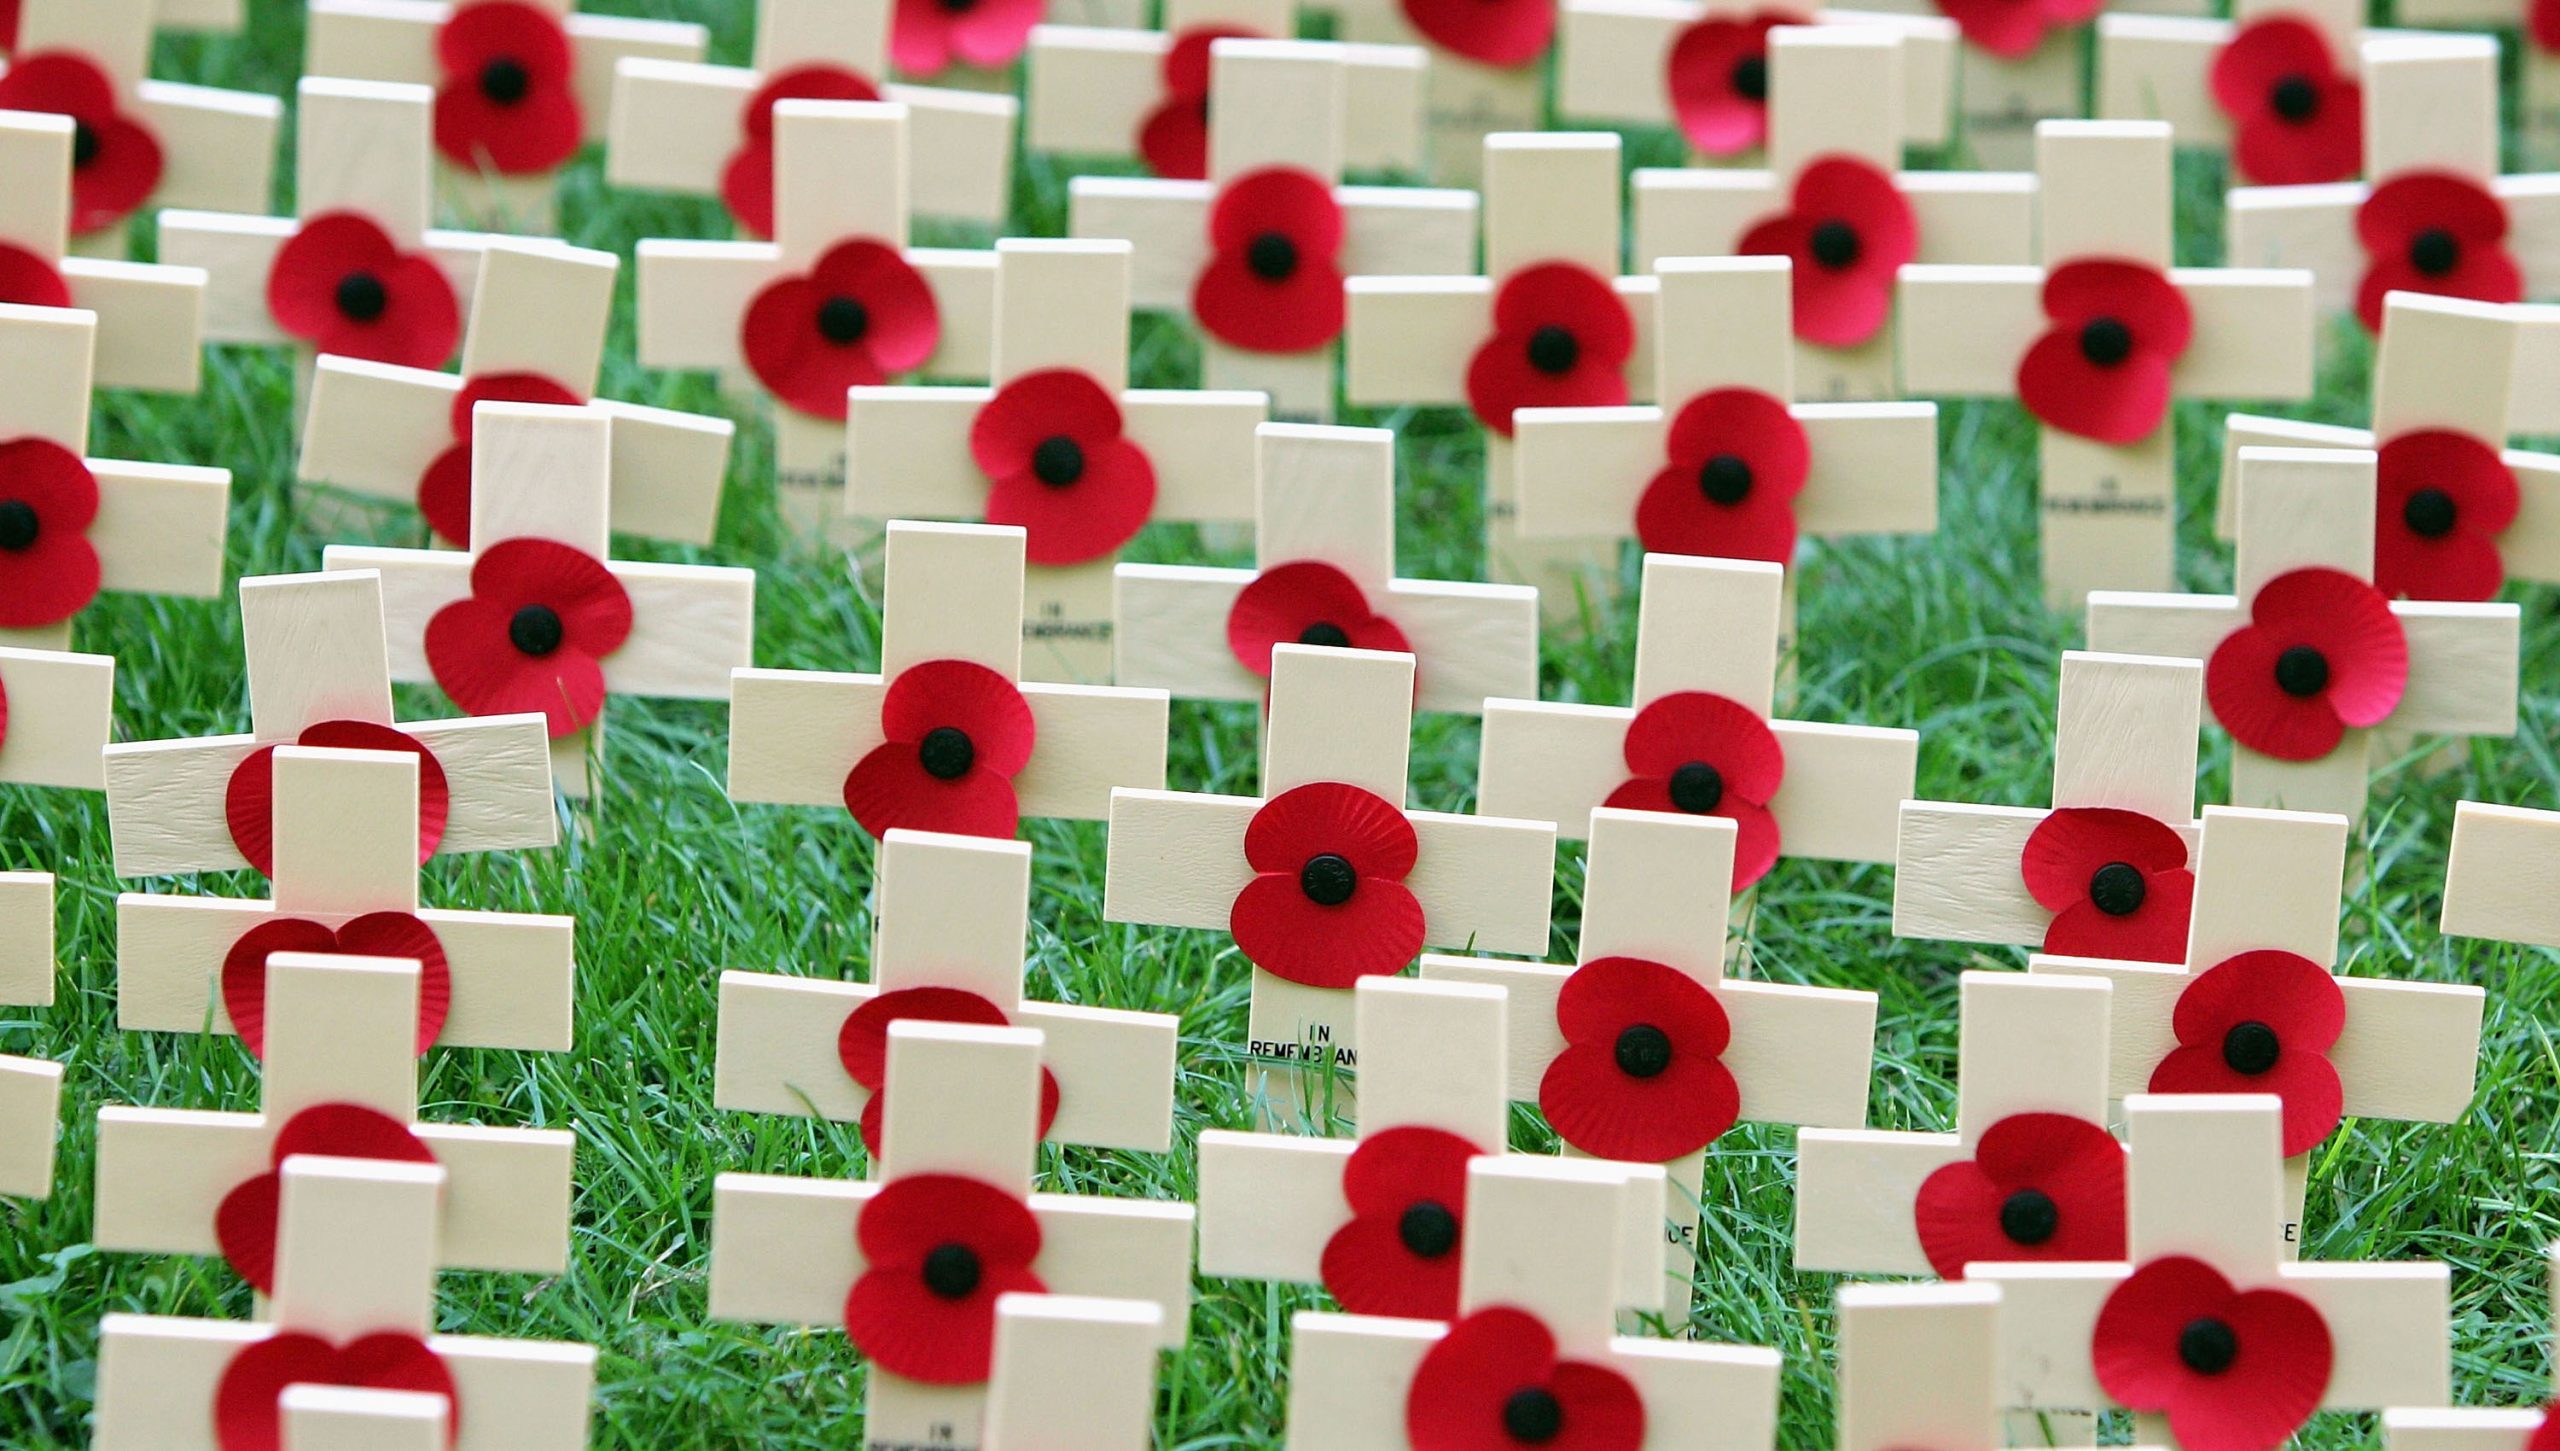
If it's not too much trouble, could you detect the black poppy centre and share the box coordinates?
[508,603,565,658]
[1666,760,1725,814]
[1501,1386,1565,1446]
[2271,644,2330,698]
[1697,453,1754,507]
[2086,860,2148,916]
[1299,852,1358,907]
[1397,1200,1459,1259]
[2078,316,2134,368]
[816,295,871,345]
[2408,228,2462,278]
[917,725,976,781]
[1806,219,1862,271]
[1998,1187,2060,1246]
[2221,1019,2281,1076]
[1297,620,1353,649]
[1031,435,1086,489]
[2267,74,2321,122]
[921,1241,982,1299]
[1247,232,1300,282]
[1729,54,1768,103]
[0,499,38,554]
[1613,1023,1674,1079]
[335,270,391,324]
[1525,324,1580,376]
[2178,1315,2240,1375]
[70,122,101,170]
[2402,486,2458,538]
[936,0,978,14]
[479,57,533,106]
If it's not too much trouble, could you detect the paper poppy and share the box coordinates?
[1138,25,1260,179]
[0,51,163,234]
[1466,263,1635,436]
[1397,0,1557,67]
[2354,172,2524,333]
[1539,956,1738,1162]
[2208,17,2360,186]
[1601,691,1785,889]
[1406,1306,1646,1451]
[842,659,1037,841]
[266,211,463,369]
[1226,561,1413,679]
[1632,387,1809,563]
[1665,11,1798,157]
[2149,949,2347,1156]
[2019,806,2194,964]
[845,1172,1046,1385]
[219,911,454,1060]
[223,720,454,877]
[969,368,1158,565]
[423,537,634,737]
[2017,259,2192,445]
[2204,566,2407,762]
[2536,0,2560,53]
[1319,1124,1484,1319]
[2093,1255,2333,1451]
[433,0,582,176]
[414,372,585,547]
[1230,780,1425,989]
[1912,1111,2126,1278]
[0,437,102,630]
[1194,166,1347,354]
[0,672,10,760]
[1932,0,2104,60]
[213,1103,437,1293]
[0,1,16,49]
[1738,156,1916,348]
[214,1331,458,1451]
[837,986,1061,1155]
[741,239,940,421]
[719,64,883,238]
[890,0,1044,76]
[2373,428,2520,602]
[0,242,70,309]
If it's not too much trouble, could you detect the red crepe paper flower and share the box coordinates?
[2536,0,2560,53]
[1539,956,1738,1162]
[838,986,1060,1155]
[842,659,1036,841]
[1139,25,1260,179]
[1398,0,1556,67]
[215,1331,457,1451]
[1227,561,1413,679]
[424,538,633,738]
[415,372,584,547]
[2209,17,2360,186]
[2019,806,2194,964]
[1912,1111,2126,1278]
[1406,1307,1645,1451]
[1230,781,1425,989]
[224,720,453,877]
[0,2,16,49]
[2374,429,2520,602]
[2018,259,2192,445]
[1466,263,1635,436]
[0,437,102,630]
[266,212,463,369]
[1665,11,1800,157]
[2355,172,2524,333]
[741,239,940,422]
[1932,0,2103,60]
[214,1103,436,1293]
[845,1173,1045,1385]
[720,64,883,238]
[1738,156,1915,348]
[1195,167,1347,354]
[891,0,1044,76]
[1319,1125,1484,1319]
[0,243,70,309]
[0,51,163,234]
[2150,949,2347,1156]
[220,912,454,1060]
[969,368,1158,565]
[1601,692,1785,889]
[1633,387,1808,564]
[2093,1255,2333,1451]
[432,1,582,176]
[2204,566,2407,762]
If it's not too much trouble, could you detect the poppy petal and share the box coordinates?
[843,750,1023,840]
[1227,560,1405,677]
[215,1332,457,1451]
[1243,781,1420,880]
[1619,690,1786,801]
[1229,872,1426,988]
[879,658,1037,774]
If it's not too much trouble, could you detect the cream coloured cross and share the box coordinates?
[0,871,61,1198]
[1835,1282,2120,1451]
[2441,800,2560,954]
[0,110,204,391]
[982,1294,1168,1451]
[2095,0,2369,166]
[2385,0,2560,172]
[0,643,113,791]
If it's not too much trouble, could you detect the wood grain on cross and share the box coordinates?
[0,871,62,1198]
[1835,1283,2024,1451]
[2441,801,2560,953]
[0,643,114,791]
[2382,1244,2560,1447]
[0,110,204,392]
[982,1294,1167,1451]
[2096,0,2370,174]
[2388,0,2560,171]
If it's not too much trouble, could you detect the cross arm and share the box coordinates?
[63,258,209,394]
[1555,0,1955,148]
[2395,602,2521,734]
[2083,589,2235,662]
[1794,1127,1966,1273]
[1027,27,1427,173]
[88,458,232,598]
[0,872,48,1006]
[1635,174,2035,272]
[2174,268,2317,399]
[2442,802,2560,948]
[2328,977,2484,1123]
[1896,265,2039,395]
[984,1294,1165,1451]
[2094,14,2241,141]
[1196,1128,1356,1283]
[1342,276,1660,408]
[157,212,488,349]
[2385,1410,2549,1446]
[1072,178,1479,312]
[0,1054,63,1198]
[1894,802,2054,945]
[132,81,281,215]
[848,389,1265,524]
[1973,1262,2128,1408]
[0,646,113,790]
[632,239,996,379]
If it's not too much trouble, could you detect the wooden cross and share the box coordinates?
[2095,0,2370,184]
[982,1294,1167,1451]
[1113,420,1539,715]
[2381,1244,2559,1446]
[0,869,61,1199]
[0,109,203,392]
[1835,1282,2015,1451]
[1899,120,2315,607]
[0,641,113,791]
[1319,0,1557,184]
[322,401,758,797]
[2440,800,2560,954]
[1067,37,1479,417]
[302,235,736,547]
[845,237,1266,684]
[2085,445,2519,822]
[0,302,230,654]
[5,0,244,44]
[710,1018,1194,1451]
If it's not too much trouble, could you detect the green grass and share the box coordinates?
[4,1,2559,1445]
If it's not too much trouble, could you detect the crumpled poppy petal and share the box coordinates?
[215,1332,457,1451]
[433,1,581,174]
[1912,1110,2127,1277]
[0,242,72,309]
[0,436,103,629]
[1395,0,1556,67]
[1227,560,1408,677]
[843,749,1023,840]
[223,721,452,877]
[215,1103,436,1291]
[1244,780,1420,880]
[1619,690,1785,801]
[217,910,453,1059]
[1230,872,1426,988]
[846,1173,1046,1385]
[1666,13,1787,156]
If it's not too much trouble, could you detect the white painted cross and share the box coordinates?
[2440,800,2560,954]
[0,641,113,791]
[982,1294,1167,1451]
[2096,0,2371,184]
[5,0,244,47]
[1899,120,2316,607]
[2382,1244,2560,1447]
[710,1018,1195,1451]
[1321,0,1554,185]
[0,109,204,392]
[1835,1282,2017,1451]
[0,870,61,1199]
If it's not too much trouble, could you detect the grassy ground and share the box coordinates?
[3,0,2557,1445]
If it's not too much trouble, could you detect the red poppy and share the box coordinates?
[719,64,883,238]
[1932,0,2104,60]
[423,538,633,737]
[1230,781,1425,989]
[837,986,1060,1156]
[1738,156,1916,348]
[2204,566,2407,762]
[1318,1125,1483,1319]
[2149,949,2347,1156]
[2017,259,2192,445]
[1396,0,1556,67]
[2372,428,2520,602]
[890,0,1044,76]
[415,372,585,547]
[223,720,454,877]
[0,672,10,759]
[1226,561,1412,681]
[1138,25,1260,179]
[215,1331,457,1451]
[2208,17,2360,186]
[2354,172,2524,334]
[2535,0,2560,53]
[219,912,454,1059]
[1406,1307,1645,1451]
[1601,692,1785,889]
[844,1173,1045,1385]
[266,212,463,369]
[968,368,1158,565]
[0,243,70,310]
[741,240,940,422]
[213,1103,437,1293]
[0,51,163,234]
[1665,11,1800,157]
[1912,1111,2126,1278]
[0,437,102,630]
[2093,1255,2333,1451]
[432,1,582,176]
[1466,264,1635,436]
[1538,956,1738,1162]
[0,1,16,49]
[2019,806,2194,964]
[842,659,1036,841]
[1632,388,1808,564]
[1194,166,1347,354]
